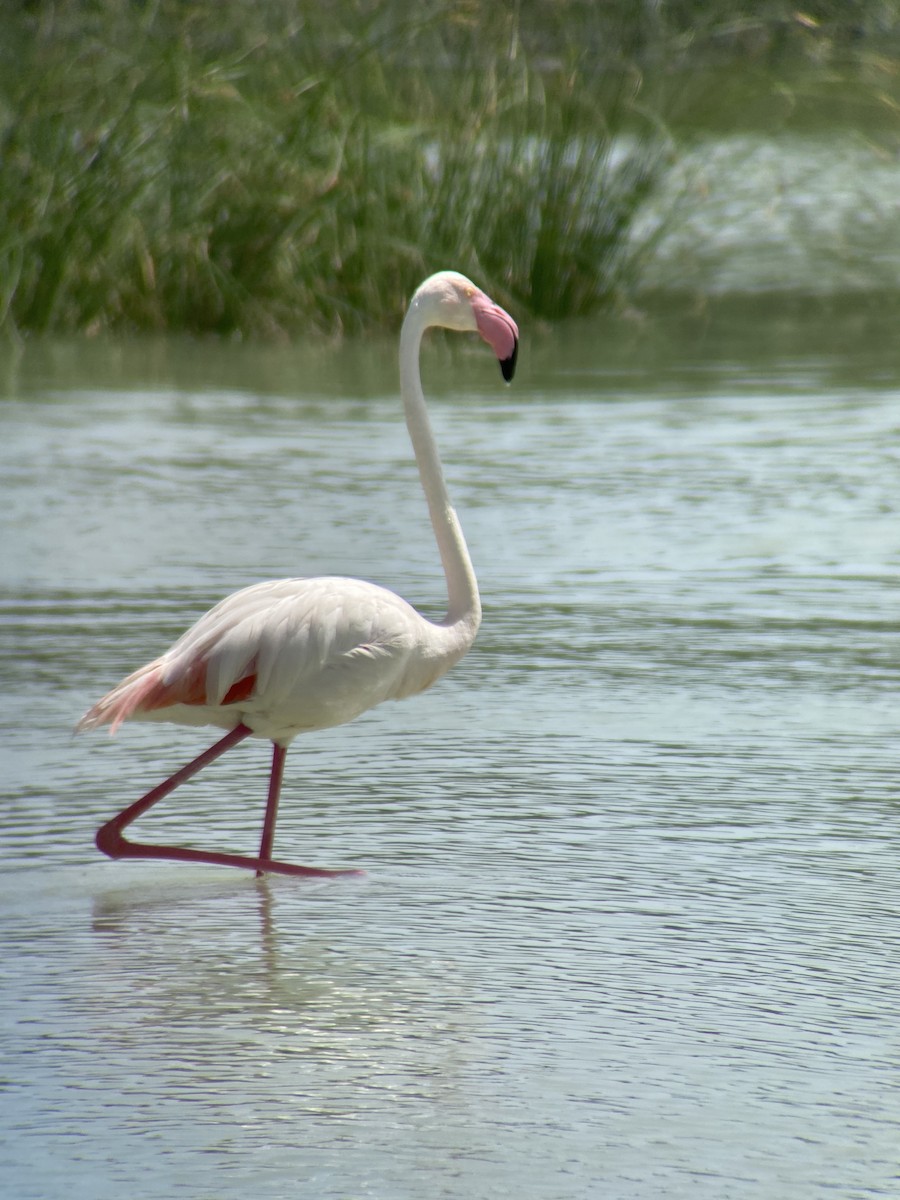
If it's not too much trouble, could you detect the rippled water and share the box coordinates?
[643,132,900,296]
[2,298,900,1199]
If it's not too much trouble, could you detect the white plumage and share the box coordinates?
[81,576,470,742]
[79,271,518,877]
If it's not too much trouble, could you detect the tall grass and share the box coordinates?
[2,0,893,338]
[0,0,677,337]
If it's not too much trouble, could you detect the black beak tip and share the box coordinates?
[499,338,518,383]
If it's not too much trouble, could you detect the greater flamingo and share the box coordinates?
[78,271,518,878]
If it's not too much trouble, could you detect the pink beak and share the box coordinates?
[472,292,519,381]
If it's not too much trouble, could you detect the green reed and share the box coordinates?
[1,0,892,338]
[0,1,675,336]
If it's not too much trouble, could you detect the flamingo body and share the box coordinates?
[79,575,474,743]
[79,270,518,877]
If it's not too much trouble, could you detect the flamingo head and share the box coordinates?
[414,271,519,382]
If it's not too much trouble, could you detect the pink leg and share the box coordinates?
[256,742,286,877]
[95,723,361,879]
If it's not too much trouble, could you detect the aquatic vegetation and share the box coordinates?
[0,1,673,336]
[0,0,895,338]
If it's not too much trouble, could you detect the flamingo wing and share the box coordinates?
[78,577,445,742]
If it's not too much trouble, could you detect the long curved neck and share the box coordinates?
[399,302,481,637]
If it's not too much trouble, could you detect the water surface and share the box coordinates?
[2,296,900,1198]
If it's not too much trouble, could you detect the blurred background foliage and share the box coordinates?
[0,0,897,337]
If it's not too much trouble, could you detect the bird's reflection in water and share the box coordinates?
[89,873,338,1027]
[86,870,471,1071]
[90,871,328,981]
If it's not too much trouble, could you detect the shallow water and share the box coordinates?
[2,297,900,1199]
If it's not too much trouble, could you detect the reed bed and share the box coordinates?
[0,1,672,336]
[0,0,894,338]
